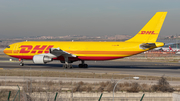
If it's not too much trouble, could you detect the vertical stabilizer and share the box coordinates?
[125,12,167,43]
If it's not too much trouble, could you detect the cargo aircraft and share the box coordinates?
[4,12,167,68]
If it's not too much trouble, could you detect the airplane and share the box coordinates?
[3,12,167,68]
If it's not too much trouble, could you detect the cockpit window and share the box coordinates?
[7,46,10,48]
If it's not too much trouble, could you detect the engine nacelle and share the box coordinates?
[33,55,52,64]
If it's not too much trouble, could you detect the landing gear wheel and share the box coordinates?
[67,64,73,69]
[19,63,24,66]
[84,64,88,68]
[78,64,83,68]
[78,64,88,68]
[63,64,73,69]
[19,58,24,66]
[63,64,67,69]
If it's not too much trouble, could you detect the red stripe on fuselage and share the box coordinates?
[9,55,124,61]
[9,55,33,59]
[67,51,141,55]
[77,56,123,60]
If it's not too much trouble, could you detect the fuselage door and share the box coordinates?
[13,44,19,54]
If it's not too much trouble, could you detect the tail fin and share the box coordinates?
[125,12,167,43]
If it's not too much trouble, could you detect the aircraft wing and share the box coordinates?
[33,48,76,64]
[49,48,76,58]
[36,48,76,59]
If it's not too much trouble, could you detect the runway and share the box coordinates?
[1,57,180,77]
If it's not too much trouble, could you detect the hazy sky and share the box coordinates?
[0,0,180,38]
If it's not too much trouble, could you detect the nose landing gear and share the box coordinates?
[19,58,24,66]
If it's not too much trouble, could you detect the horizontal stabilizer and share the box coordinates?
[140,42,164,49]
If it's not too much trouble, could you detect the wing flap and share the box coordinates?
[50,48,76,57]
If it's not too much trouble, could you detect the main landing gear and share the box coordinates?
[19,58,24,66]
[63,63,73,69]
[62,57,73,69]
[78,60,88,68]
[62,58,88,69]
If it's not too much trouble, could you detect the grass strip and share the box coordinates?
[0,69,180,81]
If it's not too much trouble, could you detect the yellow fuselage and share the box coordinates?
[4,41,153,61]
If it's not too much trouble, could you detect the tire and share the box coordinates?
[78,64,82,68]
[84,64,88,68]
[67,64,72,69]
[19,63,24,66]
[63,64,67,68]
[78,64,88,68]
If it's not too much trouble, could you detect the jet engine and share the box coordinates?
[33,55,52,64]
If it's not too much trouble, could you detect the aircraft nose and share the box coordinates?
[3,48,7,54]
[3,48,11,55]
[3,45,12,55]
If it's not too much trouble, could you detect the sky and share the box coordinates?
[0,0,180,38]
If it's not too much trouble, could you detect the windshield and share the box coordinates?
[6,46,10,48]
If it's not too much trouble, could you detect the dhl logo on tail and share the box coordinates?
[19,45,54,53]
[126,12,167,42]
[138,31,158,35]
